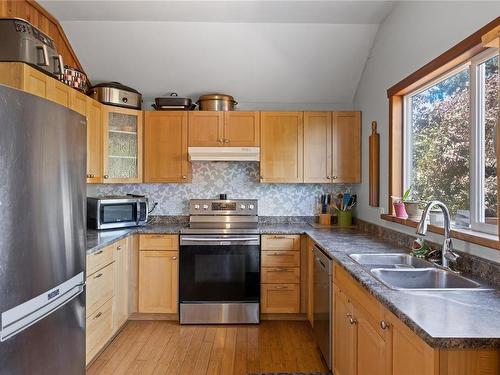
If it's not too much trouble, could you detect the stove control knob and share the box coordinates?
[249,204,255,210]
[203,204,209,210]
[240,204,246,210]
[194,204,200,210]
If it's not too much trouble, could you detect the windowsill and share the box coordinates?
[380,214,500,250]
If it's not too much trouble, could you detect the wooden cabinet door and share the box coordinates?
[86,98,103,183]
[334,286,355,375]
[22,64,48,98]
[70,90,87,116]
[138,250,178,313]
[332,112,361,183]
[46,78,71,107]
[113,239,129,333]
[144,111,190,183]
[307,238,314,326]
[188,111,224,146]
[223,111,260,146]
[102,105,143,183]
[303,112,332,183]
[260,112,303,183]
[354,305,388,375]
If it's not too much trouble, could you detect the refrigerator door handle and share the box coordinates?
[1,272,85,342]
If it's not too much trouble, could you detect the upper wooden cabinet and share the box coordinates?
[260,112,304,183]
[303,112,332,183]
[102,105,143,183]
[223,112,260,146]
[188,111,260,147]
[332,112,361,183]
[86,98,103,183]
[188,111,224,146]
[303,111,361,184]
[144,111,190,183]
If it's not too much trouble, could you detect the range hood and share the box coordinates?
[188,147,260,161]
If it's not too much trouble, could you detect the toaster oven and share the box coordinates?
[87,196,148,230]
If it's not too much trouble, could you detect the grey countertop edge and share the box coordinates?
[86,224,500,350]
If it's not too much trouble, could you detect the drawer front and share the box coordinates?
[86,298,113,365]
[86,262,114,317]
[261,267,300,284]
[262,251,300,267]
[262,235,300,251]
[87,244,114,276]
[261,284,300,313]
[139,234,179,250]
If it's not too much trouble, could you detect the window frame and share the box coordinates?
[385,18,500,250]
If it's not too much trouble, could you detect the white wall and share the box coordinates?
[353,1,500,263]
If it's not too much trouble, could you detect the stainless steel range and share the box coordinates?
[179,198,260,324]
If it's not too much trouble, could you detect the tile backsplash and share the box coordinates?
[87,162,356,216]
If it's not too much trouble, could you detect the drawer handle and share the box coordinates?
[93,273,103,279]
[268,252,293,256]
[272,268,289,272]
[171,256,177,260]
[94,312,102,319]
[346,313,357,325]
[272,236,287,239]
[93,250,104,255]
[380,320,390,330]
[274,285,289,290]
[117,245,122,251]
[149,235,165,239]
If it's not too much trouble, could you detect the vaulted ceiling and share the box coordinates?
[39,1,396,109]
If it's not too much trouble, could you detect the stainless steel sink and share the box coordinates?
[349,253,433,269]
[370,268,486,290]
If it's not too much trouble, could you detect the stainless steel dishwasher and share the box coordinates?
[313,245,332,369]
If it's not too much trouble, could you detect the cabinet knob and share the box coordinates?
[260,175,264,179]
[380,320,390,330]
[171,256,177,260]
[218,139,223,143]
[117,245,122,251]
[332,176,338,180]
[93,273,103,279]
[93,312,103,319]
[182,175,187,179]
[223,139,229,143]
[346,313,357,325]
[103,175,109,179]
[327,175,331,179]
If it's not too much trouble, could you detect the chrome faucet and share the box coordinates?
[416,201,459,270]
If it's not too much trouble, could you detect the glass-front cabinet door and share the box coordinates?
[102,105,143,183]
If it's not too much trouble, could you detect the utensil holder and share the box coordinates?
[337,211,353,227]
[319,213,331,225]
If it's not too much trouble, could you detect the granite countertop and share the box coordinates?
[86,223,500,349]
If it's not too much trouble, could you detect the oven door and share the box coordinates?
[98,202,138,229]
[179,234,260,324]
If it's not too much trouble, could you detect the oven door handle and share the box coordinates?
[181,237,259,242]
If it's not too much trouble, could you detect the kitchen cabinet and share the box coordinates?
[332,112,361,183]
[86,98,103,183]
[223,111,260,146]
[138,235,179,314]
[112,238,129,333]
[333,285,355,375]
[188,111,260,147]
[261,235,301,314]
[307,238,315,326]
[46,77,72,107]
[70,90,88,116]
[303,112,332,183]
[188,111,224,146]
[86,298,113,366]
[102,105,143,183]
[144,111,190,183]
[303,111,361,183]
[260,112,304,183]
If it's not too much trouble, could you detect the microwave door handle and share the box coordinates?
[136,202,141,225]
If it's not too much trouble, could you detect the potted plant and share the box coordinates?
[401,185,422,220]
[391,195,408,219]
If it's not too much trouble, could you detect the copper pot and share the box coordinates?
[197,93,237,111]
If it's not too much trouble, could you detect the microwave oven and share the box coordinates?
[87,196,148,230]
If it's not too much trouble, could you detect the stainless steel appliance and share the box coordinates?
[88,82,142,109]
[0,18,64,77]
[153,93,196,110]
[313,245,333,369]
[0,85,86,374]
[179,198,260,324]
[87,196,148,230]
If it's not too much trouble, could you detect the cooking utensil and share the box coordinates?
[59,65,88,92]
[88,82,142,109]
[197,93,237,111]
[154,93,194,110]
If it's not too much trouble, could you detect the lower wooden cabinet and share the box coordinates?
[113,238,129,332]
[86,262,114,317]
[138,235,179,314]
[333,285,355,375]
[261,283,300,313]
[86,298,113,365]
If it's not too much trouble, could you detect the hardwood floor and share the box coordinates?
[87,320,328,375]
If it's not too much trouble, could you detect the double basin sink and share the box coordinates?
[348,253,488,290]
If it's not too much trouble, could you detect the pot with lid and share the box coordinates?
[88,82,142,110]
[197,93,237,111]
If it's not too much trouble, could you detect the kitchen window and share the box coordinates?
[404,50,498,234]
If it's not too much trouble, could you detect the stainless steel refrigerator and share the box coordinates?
[0,85,86,374]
